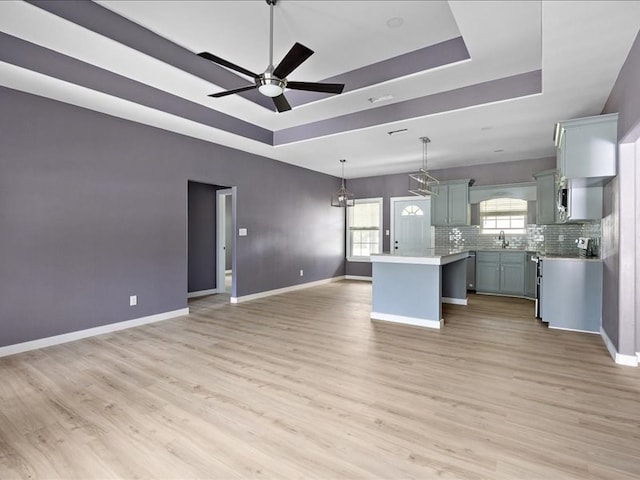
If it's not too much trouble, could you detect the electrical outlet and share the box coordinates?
[129,295,137,306]
[558,234,564,241]
[300,269,304,277]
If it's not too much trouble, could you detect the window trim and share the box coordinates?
[347,197,383,262]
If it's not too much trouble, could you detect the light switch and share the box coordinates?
[239,228,248,236]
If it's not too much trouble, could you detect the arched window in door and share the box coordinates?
[401,205,424,216]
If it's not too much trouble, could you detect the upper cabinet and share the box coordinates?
[533,169,558,224]
[554,113,618,181]
[431,179,473,226]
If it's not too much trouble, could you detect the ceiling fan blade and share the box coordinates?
[272,94,291,113]
[286,81,345,94]
[198,51,259,79]
[273,43,314,79]
[208,84,258,98]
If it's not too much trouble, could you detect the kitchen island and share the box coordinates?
[370,249,469,329]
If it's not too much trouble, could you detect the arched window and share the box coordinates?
[480,197,527,234]
[401,205,424,216]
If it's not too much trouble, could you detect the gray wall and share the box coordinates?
[0,86,345,348]
[412,156,556,187]
[602,30,640,355]
[345,156,555,277]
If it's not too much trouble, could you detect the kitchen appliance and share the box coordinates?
[577,237,595,257]
[531,255,544,320]
[556,175,604,222]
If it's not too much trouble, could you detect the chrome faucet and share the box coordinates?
[498,230,509,249]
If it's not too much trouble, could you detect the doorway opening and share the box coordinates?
[187,182,235,299]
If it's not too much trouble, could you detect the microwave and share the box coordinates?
[556,175,603,222]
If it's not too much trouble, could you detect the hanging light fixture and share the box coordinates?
[408,136,439,196]
[331,159,355,207]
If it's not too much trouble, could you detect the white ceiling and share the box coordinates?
[0,1,638,178]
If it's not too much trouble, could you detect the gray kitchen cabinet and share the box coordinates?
[541,258,602,333]
[476,252,500,292]
[431,179,472,226]
[552,113,617,223]
[499,252,525,295]
[534,169,558,224]
[555,113,617,180]
[476,251,525,296]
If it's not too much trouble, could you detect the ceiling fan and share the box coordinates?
[197,0,345,113]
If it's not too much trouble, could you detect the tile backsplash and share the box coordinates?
[435,222,601,255]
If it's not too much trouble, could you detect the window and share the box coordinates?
[347,198,382,260]
[480,197,527,235]
[401,205,424,216]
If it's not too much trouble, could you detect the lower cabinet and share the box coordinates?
[541,259,602,332]
[476,251,526,296]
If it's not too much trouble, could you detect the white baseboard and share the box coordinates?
[231,276,345,304]
[370,311,443,329]
[345,275,372,281]
[600,326,638,367]
[442,296,468,306]
[187,288,218,298]
[0,308,190,358]
[549,326,599,335]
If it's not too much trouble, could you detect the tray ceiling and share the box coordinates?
[1,1,638,178]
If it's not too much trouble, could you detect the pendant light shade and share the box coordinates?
[408,136,439,196]
[331,159,355,207]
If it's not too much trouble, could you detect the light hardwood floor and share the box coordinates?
[1,281,639,479]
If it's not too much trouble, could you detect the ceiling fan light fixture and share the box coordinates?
[258,77,286,97]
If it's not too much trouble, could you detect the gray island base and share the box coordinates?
[370,250,469,329]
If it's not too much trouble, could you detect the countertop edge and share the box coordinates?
[371,251,469,266]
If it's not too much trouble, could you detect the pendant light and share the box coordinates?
[331,159,355,207]
[408,136,439,196]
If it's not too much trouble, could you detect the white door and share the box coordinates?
[391,198,432,255]
[216,188,234,294]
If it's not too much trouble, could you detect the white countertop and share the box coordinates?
[371,249,469,266]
